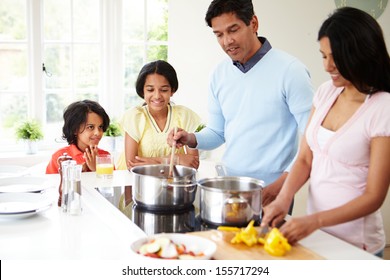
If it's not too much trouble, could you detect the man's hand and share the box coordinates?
[167,127,197,149]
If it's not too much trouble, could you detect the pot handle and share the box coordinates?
[215,164,227,176]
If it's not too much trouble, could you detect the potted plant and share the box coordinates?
[195,124,209,159]
[15,119,44,154]
[195,123,206,132]
[103,120,123,152]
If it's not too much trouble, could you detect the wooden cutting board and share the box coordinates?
[188,229,325,260]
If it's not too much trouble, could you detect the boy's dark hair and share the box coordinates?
[318,7,390,94]
[62,100,110,144]
[205,0,254,27]
[135,60,179,99]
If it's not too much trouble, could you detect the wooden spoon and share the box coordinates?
[168,127,178,178]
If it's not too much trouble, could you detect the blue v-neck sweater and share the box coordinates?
[196,48,313,185]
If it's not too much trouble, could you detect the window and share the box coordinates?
[0,0,168,152]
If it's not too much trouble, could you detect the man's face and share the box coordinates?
[211,12,259,64]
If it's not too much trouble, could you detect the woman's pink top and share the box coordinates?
[306,80,390,253]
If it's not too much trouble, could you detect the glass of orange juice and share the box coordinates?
[96,154,114,179]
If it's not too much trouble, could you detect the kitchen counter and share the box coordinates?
[0,171,146,259]
[0,162,380,260]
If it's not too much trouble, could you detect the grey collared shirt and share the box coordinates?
[233,37,272,73]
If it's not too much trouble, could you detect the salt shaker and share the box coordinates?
[61,160,82,215]
[65,163,82,215]
[57,153,73,207]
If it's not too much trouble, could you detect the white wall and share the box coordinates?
[169,0,390,120]
[169,0,390,245]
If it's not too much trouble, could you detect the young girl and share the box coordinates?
[117,60,202,170]
[46,100,111,173]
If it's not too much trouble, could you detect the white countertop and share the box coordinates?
[0,171,146,259]
[0,163,380,260]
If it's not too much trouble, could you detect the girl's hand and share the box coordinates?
[177,154,199,169]
[84,145,98,171]
[127,156,159,169]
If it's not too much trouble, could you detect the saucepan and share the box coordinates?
[198,176,264,227]
[130,164,197,210]
[132,204,196,235]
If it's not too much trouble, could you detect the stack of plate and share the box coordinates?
[0,175,53,219]
[0,165,28,179]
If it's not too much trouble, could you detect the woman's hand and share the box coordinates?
[279,214,321,245]
[84,145,98,171]
[261,195,291,228]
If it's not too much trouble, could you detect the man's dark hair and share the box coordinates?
[205,0,255,27]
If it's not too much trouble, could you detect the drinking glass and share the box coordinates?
[96,154,114,179]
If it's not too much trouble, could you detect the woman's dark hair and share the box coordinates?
[318,7,390,94]
[135,60,179,99]
[205,0,255,27]
[62,99,110,144]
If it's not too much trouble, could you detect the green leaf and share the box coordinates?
[104,120,122,137]
[15,120,44,141]
[195,124,206,132]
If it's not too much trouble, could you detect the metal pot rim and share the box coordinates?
[131,164,197,187]
[198,176,264,192]
[130,164,197,177]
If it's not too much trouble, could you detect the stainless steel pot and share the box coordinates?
[130,164,197,210]
[132,204,196,235]
[198,176,264,226]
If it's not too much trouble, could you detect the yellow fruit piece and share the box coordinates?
[258,237,266,245]
[217,226,240,232]
[225,220,292,256]
[263,228,291,257]
[229,220,258,247]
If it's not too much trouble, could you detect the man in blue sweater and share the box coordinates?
[168,0,313,210]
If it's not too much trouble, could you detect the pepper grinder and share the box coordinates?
[57,153,73,207]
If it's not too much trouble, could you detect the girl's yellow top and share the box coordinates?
[116,104,201,170]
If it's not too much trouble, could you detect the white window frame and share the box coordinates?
[0,0,168,153]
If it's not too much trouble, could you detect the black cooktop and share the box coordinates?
[96,186,217,235]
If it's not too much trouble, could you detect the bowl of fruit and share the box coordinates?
[130,233,217,260]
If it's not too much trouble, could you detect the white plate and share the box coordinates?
[0,192,52,218]
[0,165,28,178]
[0,176,51,193]
[130,233,217,260]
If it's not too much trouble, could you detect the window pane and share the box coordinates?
[0,0,26,40]
[45,93,68,143]
[46,93,67,123]
[147,45,167,61]
[74,45,99,88]
[74,0,99,41]
[44,45,71,89]
[0,44,28,91]
[122,0,144,41]
[124,92,143,110]
[44,0,71,41]
[0,94,28,141]
[123,45,144,88]
[147,0,168,41]
[75,91,98,102]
